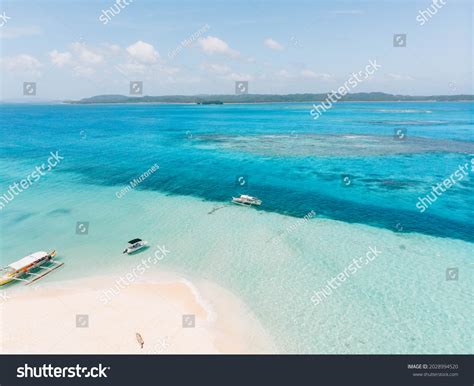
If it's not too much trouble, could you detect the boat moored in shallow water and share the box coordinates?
[123,238,148,254]
[231,195,262,206]
[0,250,63,286]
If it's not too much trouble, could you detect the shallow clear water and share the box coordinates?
[0,102,472,353]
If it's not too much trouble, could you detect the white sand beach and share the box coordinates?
[0,272,276,354]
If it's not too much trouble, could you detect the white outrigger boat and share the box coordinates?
[123,238,148,254]
[0,250,63,286]
[231,194,262,206]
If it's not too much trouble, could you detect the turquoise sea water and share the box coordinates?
[0,102,473,353]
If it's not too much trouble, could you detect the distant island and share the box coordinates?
[196,100,224,105]
[68,92,474,104]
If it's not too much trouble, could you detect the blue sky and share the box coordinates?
[0,0,472,99]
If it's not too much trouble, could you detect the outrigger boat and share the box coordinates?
[0,250,63,286]
[231,194,262,206]
[123,238,148,254]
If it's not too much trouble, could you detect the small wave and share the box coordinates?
[179,278,217,322]
[377,109,432,113]
[370,120,446,125]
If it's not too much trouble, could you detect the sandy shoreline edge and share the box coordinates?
[0,271,276,354]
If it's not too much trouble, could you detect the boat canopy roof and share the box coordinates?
[128,238,142,244]
[8,251,48,271]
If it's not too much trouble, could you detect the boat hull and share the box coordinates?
[123,242,148,254]
[231,198,262,206]
[0,277,14,286]
[0,250,57,286]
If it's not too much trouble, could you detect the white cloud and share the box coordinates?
[114,42,178,79]
[48,43,104,77]
[71,42,104,65]
[1,54,42,76]
[47,42,112,78]
[49,50,73,67]
[126,41,159,64]
[52,40,171,81]
[197,36,239,58]
[264,38,284,51]
[0,26,42,39]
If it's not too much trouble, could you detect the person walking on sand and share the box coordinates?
[136,332,144,349]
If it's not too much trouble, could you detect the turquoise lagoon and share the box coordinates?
[0,102,472,353]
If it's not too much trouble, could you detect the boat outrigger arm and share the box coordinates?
[22,260,64,286]
[1,250,64,286]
